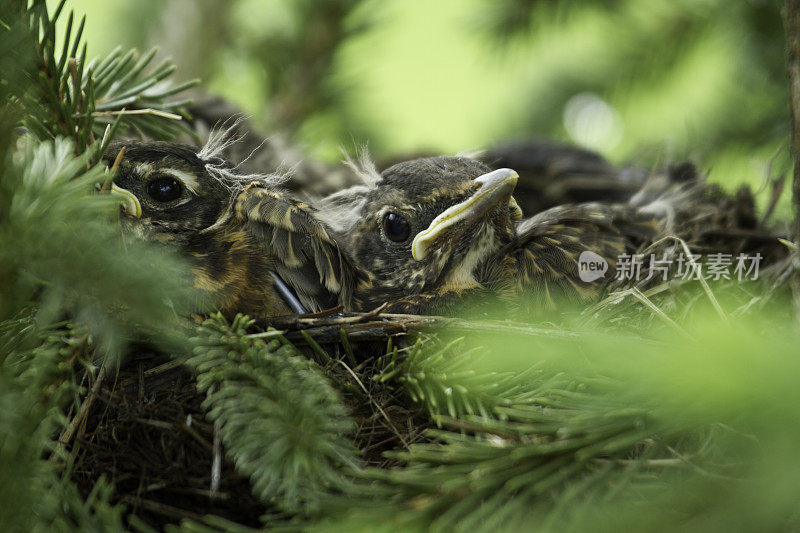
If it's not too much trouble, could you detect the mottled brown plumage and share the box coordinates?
[102,136,779,319]
[103,140,355,317]
[498,202,661,312]
[380,140,658,216]
[322,156,662,315]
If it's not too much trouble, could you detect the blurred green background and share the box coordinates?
[53,0,791,216]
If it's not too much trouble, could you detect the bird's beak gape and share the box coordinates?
[411,168,519,261]
[110,184,142,218]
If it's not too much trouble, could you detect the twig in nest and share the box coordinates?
[629,287,693,341]
[120,496,207,523]
[337,359,410,450]
[301,305,344,318]
[183,420,214,453]
[100,145,125,191]
[646,235,729,325]
[57,356,111,452]
[117,357,188,388]
[211,424,222,501]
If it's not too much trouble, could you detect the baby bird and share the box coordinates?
[104,137,355,318]
[319,156,661,315]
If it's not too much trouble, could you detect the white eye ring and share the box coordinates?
[161,168,200,194]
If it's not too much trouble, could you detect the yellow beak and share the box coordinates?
[110,184,142,218]
[411,168,519,261]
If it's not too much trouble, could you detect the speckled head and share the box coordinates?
[101,140,355,318]
[103,141,234,243]
[349,156,521,299]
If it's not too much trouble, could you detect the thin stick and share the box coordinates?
[337,359,409,449]
[628,288,694,341]
[100,144,125,191]
[647,234,729,324]
[57,358,109,450]
[674,236,729,325]
[210,424,222,500]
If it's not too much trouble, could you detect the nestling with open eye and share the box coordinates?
[104,135,357,317]
[319,156,665,315]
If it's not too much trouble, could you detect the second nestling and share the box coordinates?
[318,156,662,315]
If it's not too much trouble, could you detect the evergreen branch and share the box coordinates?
[321,394,681,532]
[6,0,197,159]
[188,313,361,516]
[0,128,196,529]
[0,134,196,355]
[345,332,693,531]
[376,336,546,422]
[0,324,126,532]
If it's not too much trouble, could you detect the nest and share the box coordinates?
[65,312,449,529]
[68,349,265,527]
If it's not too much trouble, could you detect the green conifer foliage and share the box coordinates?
[189,314,360,516]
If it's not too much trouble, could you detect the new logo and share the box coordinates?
[578,250,608,282]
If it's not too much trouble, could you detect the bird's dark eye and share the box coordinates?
[382,212,411,242]
[146,177,183,203]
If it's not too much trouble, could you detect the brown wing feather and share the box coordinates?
[509,203,662,309]
[233,182,358,311]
